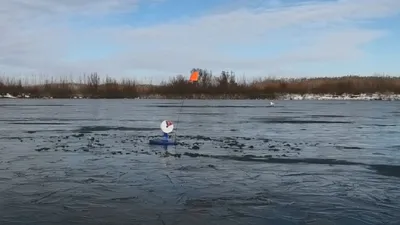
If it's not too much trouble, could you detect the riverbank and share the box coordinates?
[1,92,400,100]
[1,73,400,100]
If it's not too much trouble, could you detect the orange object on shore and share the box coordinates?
[189,71,199,82]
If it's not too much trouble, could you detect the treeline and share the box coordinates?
[0,69,399,99]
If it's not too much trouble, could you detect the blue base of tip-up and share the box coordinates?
[149,132,177,146]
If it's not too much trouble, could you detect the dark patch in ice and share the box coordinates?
[9,122,70,125]
[185,192,273,208]
[335,146,363,150]
[0,118,106,122]
[0,103,74,107]
[23,130,66,134]
[74,126,159,133]
[182,152,361,165]
[35,147,50,152]
[249,117,352,124]
[177,164,217,171]
[369,165,400,178]
[150,105,267,108]
[308,114,348,118]
[178,112,225,115]
[370,124,397,127]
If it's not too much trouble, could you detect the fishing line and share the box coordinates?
[173,73,198,147]
[173,97,185,150]
[173,70,198,148]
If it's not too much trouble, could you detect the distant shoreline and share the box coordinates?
[1,73,400,100]
[1,93,399,101]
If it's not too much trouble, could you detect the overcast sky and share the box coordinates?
[1,0,400,83]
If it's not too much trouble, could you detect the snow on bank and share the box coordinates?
[1,92,399,100]
[0,93,30,98]
[279,93,400,101]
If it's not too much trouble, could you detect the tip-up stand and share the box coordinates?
[163,132,169,141]
[149,120,177,146]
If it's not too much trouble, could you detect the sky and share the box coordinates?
[1,0,400,83]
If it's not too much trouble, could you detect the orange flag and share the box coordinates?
[189,70,199,82]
